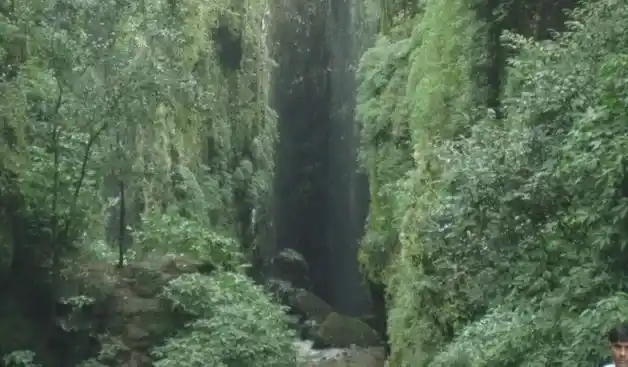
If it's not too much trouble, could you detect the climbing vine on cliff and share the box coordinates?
[0,0,274,269]
[0,0,276,363]
[358,0,628,365]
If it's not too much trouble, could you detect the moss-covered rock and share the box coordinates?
[312,312,382,348]
[57,256,211,366]
[267,278,334,323]
[291,288,335,323]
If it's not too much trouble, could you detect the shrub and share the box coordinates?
[430,292,628,366]
[152,271,297,367]
[132,211,243,268]
[2,350,40,367]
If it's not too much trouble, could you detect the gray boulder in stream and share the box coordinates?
[310,312,383,348]
[266,278,334,323]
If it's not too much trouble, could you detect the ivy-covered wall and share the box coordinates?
[0,0,276,362]
[357,0,628,365]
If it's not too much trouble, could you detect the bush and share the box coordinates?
[2,350,40,367]
[430,292,628,366]
[152,271,297,367]
[132,210,243,268]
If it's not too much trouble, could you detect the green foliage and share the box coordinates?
[431,293,628,366]
[0,0,277,364]
[405,0,477,142]
[172,164,208,219]
[357,0,628,365]
[0,0,275,261]
[356,34,414,282]
[357,0,478,284]
[16,122,103,232]
[152,272,297,367]
[2,350,40,367]
[132,210,243,268]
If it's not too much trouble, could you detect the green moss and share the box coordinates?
[313,312,382,348]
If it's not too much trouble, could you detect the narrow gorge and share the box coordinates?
[2,0,628,366]
[272,0,374,318]
[0,0,385,365]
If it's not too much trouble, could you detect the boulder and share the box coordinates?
[290,288,335,323]
[271,248,311,289]
[266,279,334,323]
[58,255,203,366]
[311,312,383,349]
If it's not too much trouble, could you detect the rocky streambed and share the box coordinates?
[266,249,388,367]
[0,248,388,366]
[295,340,386,367]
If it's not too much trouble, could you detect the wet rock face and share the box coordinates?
[106,257,210,366]
[61,256,210,367]
[271,248,312,290]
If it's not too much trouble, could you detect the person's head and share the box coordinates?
[609,323,628,366]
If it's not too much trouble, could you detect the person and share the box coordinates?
[605,323,628,367]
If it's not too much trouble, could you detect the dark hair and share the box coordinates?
[608,323,628,343]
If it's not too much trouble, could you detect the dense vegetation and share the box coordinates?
[357,0,628,365]
[4,0,628,365]
[0,0,295,365]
